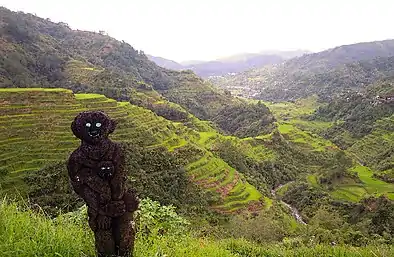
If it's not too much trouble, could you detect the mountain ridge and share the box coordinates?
[0,6,275,138]
[211,39,394,101]
[147,50,310,77]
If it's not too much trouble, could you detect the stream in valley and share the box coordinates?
[271,184,306,225]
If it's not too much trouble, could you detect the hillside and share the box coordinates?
[0,88,269,216]
[212,40,394,100]
[312,78,394,183]
[1,5,394,255]
[2,88,394,248]
[0,7,275,138]
[148,50,309,78]
[2,200,394,257]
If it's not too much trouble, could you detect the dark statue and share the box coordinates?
[67,111,139,257]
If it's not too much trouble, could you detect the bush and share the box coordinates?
[137,198,190,238]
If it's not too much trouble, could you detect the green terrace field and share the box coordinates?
[0,88,265,214]
[347,114,394,177]
[332,165,394,202]
[262,97,394,202]
[262,96,333,134]
[277,123,336,152]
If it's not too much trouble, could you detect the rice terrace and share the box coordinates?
[0,3,394,257]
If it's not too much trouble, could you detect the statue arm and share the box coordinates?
[67,153,124,217]
[111,144,128,200]
[112,144,140,212]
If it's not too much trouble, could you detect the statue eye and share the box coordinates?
[85,123,91,127]
[96,122,102,128]
[101,167,105,170]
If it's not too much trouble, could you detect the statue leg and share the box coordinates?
[95,229,116,257]
[113,213,136,257]
[88,208,115,256]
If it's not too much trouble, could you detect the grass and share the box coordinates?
[263,197,273,210]
[265,96,332,135]
[187,153,263,213]
[74,93,106,100]
[263,96,319,119]
[223,238,394,257]
[347,122,394,172]
[331,186,367,202]
[198,131,217,145]
[0,200,95,257]
[1,201,393,257]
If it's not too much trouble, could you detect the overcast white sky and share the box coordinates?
[2,0,394,62]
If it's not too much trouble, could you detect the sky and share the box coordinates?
[2,0,394,62]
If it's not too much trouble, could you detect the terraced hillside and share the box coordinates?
[0,7,275,138]
[346,115,393,173]
[0,88,264,214]
[263,97,394,202]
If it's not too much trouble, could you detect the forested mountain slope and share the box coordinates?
[0,7,274,138]
[211,40,394,101]
[312,78,394,182]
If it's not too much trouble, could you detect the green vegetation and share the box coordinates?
[0,201,94,257]
[2,200,394,257]
[0,7,275,138]
[2,88,392,253]
[1,6,394,256]
[347,165,394,199]
[312,79,394,185]
[251,96,394,245]
[0,88,265,215]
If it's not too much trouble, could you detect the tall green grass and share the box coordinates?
[0,200,94,257]
[1,200,393,257]
[224,238,394,257]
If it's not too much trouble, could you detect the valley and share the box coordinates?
[0,5,393,257]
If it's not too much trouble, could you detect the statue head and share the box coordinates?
[71,111,116,144]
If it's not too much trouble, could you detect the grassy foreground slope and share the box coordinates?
[0,88,264,214]
[1,200,393,257]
